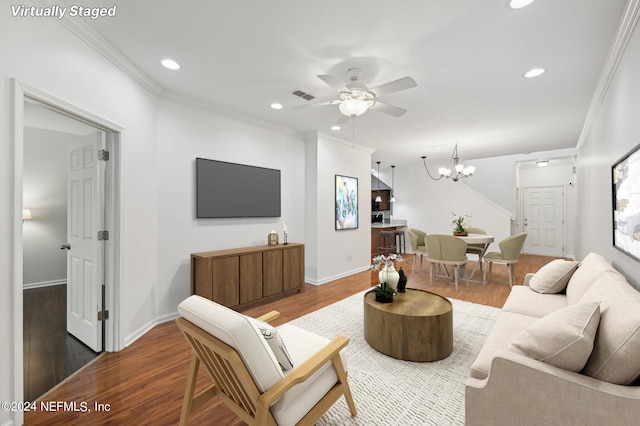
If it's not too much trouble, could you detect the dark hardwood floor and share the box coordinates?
[24,254,557,425]
[23,284,98,403]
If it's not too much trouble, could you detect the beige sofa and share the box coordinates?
[466,252,640,426]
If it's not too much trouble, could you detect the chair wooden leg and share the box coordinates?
[508,264,514,288]
[429,262,434,286]
[180,354,200,426]
[453,266,459,292]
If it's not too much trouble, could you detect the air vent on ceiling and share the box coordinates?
[291,89,315,101]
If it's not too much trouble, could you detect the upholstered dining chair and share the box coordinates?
[465,227,488,276]
[407,228,428,272]
[483,232,528,287]
[425,234,469,291]
[176,295,357,426]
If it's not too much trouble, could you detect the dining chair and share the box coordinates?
[425,234,469,291]
[465,227,488,277]
[483,233,528,287]
[176,295,357,426]
[407,228,428,272]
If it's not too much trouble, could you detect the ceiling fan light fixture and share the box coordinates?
[339,98,370,117]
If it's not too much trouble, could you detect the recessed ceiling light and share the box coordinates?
[331,125,341,131]
[524,67,546,78]
[509,0,537,9]
[161,58,180,70]
[270,102,283,110]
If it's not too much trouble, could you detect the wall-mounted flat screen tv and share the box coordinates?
[196,157,281,218]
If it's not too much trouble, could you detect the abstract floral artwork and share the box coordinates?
[335,175,358,230]
[612,143,640,260]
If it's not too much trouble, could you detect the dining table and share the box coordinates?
[456,233,494,283]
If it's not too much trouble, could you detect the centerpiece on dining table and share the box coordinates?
[451,212,471,236]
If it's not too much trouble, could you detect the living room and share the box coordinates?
[3,1,640,425]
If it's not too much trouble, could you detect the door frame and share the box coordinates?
[12,79,122,410]
[519,185,567,257]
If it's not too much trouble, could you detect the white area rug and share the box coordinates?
[288,290,499,425]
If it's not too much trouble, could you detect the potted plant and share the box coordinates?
[451,212,471,236]
[370,281,396,303]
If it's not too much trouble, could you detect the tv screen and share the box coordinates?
[196,158,281,218]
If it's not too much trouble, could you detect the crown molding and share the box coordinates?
[33,0,164,97]
[577,0,640,149]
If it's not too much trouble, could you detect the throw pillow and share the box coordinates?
[507,301,601,372]
[529,259,579,294]
[252,319,294,370]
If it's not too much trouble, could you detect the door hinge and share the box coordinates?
[98,150,110,161]
[98,310,109,321]
[98,230,109,241]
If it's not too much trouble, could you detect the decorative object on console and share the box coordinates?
[421,143,475,182]
[371,253,405,294]
[283,223,288,245]
[451,212,471,236]
[268,230,279,245]
[612,142,640,261]
[335,174,359,230]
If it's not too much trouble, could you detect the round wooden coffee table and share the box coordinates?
[363,288,453,361]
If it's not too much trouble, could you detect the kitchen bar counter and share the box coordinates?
[371,220,407,256]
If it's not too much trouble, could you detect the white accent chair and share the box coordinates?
[176,295,357,425]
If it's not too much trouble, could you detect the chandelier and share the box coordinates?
[421,144,475,182]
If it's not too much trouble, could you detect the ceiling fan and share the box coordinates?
[297,68,417,123]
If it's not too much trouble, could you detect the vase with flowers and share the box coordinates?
[451,212,471,236]
[369,253,406,303]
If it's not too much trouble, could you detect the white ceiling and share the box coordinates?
[53,0,628,168]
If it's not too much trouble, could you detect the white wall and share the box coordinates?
[1,11,158,424]
[306,133,373,284]
[154,100,307,319]
[575,18,640,287]
[23,127,69,286]
[391,162,512,254]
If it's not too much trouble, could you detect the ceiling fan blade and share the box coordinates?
[293,99,338,110]
[317,74,347,92]
[370,101,407,117]
[369,76,417,97]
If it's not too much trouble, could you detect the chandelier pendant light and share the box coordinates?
[375,161,382,202]
[390,165,396,202]
[421,143,475,182]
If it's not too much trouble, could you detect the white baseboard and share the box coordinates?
[306,265,371,285]
[23,279,66,290]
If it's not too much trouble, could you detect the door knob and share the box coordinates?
[60,243,71,250]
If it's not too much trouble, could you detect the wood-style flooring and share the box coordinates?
[23,285,98,403]
[24,254,557,425]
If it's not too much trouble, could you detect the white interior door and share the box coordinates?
[66,132,105,351]
[522,186,565,257]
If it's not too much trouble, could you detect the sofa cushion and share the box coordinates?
[579,271,640,385]
[502,285,568,318]
[469,311,538,380]
[529,259,579,294]
[566,252,616,305]
[177,295,283,392]
[251,318,294,370]
[507,302,600,372]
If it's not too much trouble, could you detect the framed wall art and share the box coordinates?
[335,175,358,230]
[612,143,640,261]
